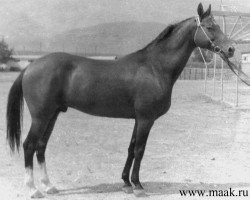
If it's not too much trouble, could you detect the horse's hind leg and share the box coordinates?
[23,117,51,198]
[36,111,59,194]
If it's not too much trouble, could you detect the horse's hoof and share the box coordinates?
[30,189,44,198]
[133,189,147,197]
[46,186,59,194]
[122,185,133,194]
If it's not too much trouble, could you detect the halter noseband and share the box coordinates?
[194,16,221,53]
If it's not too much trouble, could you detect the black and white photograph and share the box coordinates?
[0,0,250,199]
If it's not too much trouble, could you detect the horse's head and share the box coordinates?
[194,3,235,58]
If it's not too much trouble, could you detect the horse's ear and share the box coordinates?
[203,4,211,18]
[197,3,204,20]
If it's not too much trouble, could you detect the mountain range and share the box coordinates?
[12,21,167,55]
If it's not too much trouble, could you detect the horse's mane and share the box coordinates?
[143,17,192,49]
[153,24,176,44]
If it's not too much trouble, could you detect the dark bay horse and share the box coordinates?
[7,3,236,198]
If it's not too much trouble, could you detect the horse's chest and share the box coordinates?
[152,96,171,114]
[136,91,172,119]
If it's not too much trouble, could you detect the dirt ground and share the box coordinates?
[0,72,250,200]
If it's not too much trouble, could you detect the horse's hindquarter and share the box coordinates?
[22,53,76,116]
[66,58,137,118]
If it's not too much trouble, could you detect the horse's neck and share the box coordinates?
[148,19,196,81]
[167,39,195,81]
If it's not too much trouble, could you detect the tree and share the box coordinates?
[0,40,13,64]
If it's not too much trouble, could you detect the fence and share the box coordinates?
[183,55,250,109]
[178,68,235,80]
[179,68,205,80]
[203,68,240,106]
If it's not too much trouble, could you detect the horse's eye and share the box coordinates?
[207,26,213,30]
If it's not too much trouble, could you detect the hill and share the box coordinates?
[48,21,166,55]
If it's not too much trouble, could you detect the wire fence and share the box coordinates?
[179,57,250,109]
[204,66,250,109]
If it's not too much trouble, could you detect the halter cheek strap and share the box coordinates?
[194,16,221,53]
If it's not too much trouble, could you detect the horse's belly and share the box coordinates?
[67,90,135,118]
[70,101,135,118]
[66,67,136,118]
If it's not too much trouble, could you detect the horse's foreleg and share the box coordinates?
[36,112,59,194]
[131,118,154,197]
[122,120,137,193]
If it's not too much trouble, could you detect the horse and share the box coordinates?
[6,3,236,198]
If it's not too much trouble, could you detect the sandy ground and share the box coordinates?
[0,72,250,200]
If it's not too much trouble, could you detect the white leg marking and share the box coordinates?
[25,167,44,198]
[40,162,58,194]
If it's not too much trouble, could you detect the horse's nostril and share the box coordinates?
[214,46,220,53]
[228,46,235,54]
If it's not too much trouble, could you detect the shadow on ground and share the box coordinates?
[56,182,250,196]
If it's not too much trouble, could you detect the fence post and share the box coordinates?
[198,47,208,94]
[236,70,239,107]
[220,16,226,101]
[220,59,224,101]
[213,53,217,97]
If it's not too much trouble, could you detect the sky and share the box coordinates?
[0,0,250,40]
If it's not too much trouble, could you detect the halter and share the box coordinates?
[193,18,250,86]
[194,16,221,53]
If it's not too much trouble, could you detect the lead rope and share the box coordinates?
[194,16,210,93]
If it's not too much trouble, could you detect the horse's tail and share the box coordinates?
[6,70,25,153]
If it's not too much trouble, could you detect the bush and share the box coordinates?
[9,65,21,72]
[0,61,21,72]
[0,63,7,71]
[7,61,21,72]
